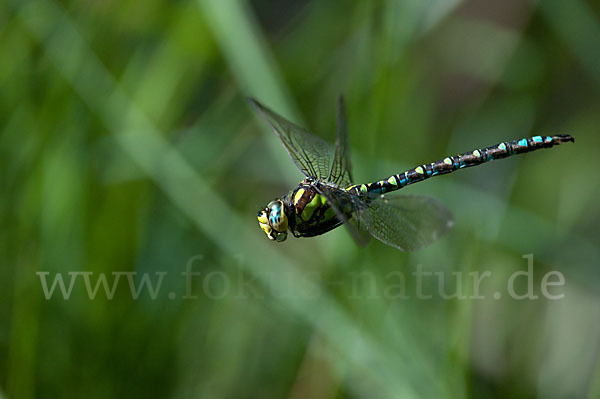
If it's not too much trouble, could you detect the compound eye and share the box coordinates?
[268,200,288,233]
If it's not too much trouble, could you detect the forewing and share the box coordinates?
[327,96,353,187]
[248,97,331,179]
[356,194,454,252]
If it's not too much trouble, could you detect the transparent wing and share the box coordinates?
[312,184,452,251]
[313,183,370,247]
[355,194,454,252]
[248,97,331,180]
[327,96,353,187]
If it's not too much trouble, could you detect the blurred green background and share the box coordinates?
[2,0,600,398]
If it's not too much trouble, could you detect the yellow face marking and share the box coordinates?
[387,176,397,186]
[415,166,424,175]
[258,210,274,238]
[473,150,481,157]
[444,157,452,165]
[257,212,268,224]
[294,188,305,205]
[260,223,273,236]
[360,184,368,193]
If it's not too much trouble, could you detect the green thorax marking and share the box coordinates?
[287,183,341,237]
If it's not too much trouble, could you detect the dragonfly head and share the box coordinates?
[257,199,288,242]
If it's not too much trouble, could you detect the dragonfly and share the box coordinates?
[249,97,574,251]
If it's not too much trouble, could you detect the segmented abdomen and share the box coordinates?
[347,134,574,196]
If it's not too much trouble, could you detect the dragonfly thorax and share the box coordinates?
[286,182,344,238]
